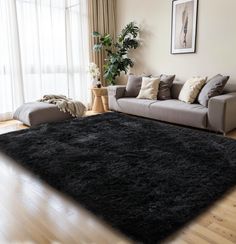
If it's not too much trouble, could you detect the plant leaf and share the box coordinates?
[93,43,103,51]
[92,31,101,37]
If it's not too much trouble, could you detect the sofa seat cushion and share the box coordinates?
[14,102,73,126]
[149,100,208,129]
[117,98,158,117]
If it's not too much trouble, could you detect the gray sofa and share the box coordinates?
[108,82,236,134]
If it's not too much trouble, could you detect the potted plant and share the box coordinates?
[93,22,140,85]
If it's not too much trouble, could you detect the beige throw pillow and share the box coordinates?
[178,77,207,103]
[137,77,160,100]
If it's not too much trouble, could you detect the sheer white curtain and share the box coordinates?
[0,0,90,121]
[0,0,25,121]
[65,0,90,102]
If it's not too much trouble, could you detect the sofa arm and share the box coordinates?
[108,85,126,111]
[108,85,126,99]
[208,92,236,134]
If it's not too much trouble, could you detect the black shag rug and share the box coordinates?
[0,113,236,243]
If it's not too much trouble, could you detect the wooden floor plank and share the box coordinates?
[208,222,236,243]
[188,223,235,244]
[198,212,236,232]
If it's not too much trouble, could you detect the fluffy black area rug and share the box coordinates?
[0,113,236,243]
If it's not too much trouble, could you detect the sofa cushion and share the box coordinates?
[125,75,142,97]
[149,100,208,129]
[223,83,236,93]
[198,74,230,107]
[179,77,207,103]
[171,81,184,99]
[157,74,175,100]
[14,102,72,126]
[117,98,158,117]
[137,77,160,100]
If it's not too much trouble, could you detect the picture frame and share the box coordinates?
[171,0,198,54]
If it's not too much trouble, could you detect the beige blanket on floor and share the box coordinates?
[39,95,86,117]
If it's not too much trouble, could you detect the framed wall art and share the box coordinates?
[171,0,198,54]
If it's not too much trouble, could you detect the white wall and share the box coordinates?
[116,0,236,84]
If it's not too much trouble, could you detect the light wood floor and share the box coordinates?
[0,119,235,244]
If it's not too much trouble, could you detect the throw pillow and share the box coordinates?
[198,74,230,107]
[178,77,207,104]
[125,75,142,97]
[157,74,176,100]
[137,77,160,100]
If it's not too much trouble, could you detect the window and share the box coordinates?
[0,0,89,121]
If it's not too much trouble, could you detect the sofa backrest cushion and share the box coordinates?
[157,74,176,100]
[171,81,184,99]
[198,74,230,107]
[224,83,236,93]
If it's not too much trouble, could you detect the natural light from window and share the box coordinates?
[0,0,89,121]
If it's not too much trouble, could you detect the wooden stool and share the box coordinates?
[92,87,108,113]
[101,95,109,111]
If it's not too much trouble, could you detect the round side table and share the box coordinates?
[92,87,108,113]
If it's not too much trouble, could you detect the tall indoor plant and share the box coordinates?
[93,22,140,85]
